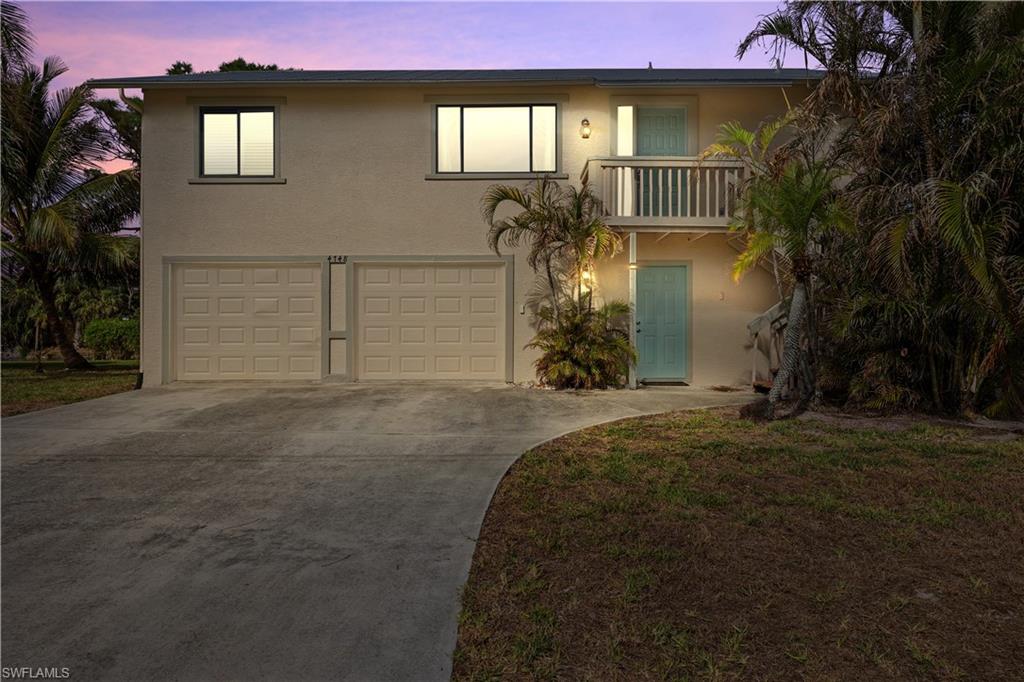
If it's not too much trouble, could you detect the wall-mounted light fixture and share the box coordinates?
[580,268,595,292]
[580,118,592,139]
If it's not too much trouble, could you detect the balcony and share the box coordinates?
[588,157,746,230]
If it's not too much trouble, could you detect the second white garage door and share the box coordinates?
[354,261,507,380]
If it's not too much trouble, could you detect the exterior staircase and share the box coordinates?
[727,234,792,389]
[746,298,788,390]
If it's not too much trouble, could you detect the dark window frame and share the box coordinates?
[199,106,276,178]
[435,104,559,174]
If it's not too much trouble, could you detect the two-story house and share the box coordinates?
[89,68,819,387]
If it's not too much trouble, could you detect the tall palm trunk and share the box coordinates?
[34,318,43,374]
[544,257,561,321]
[31,265,91,369]
[767,277,808,418]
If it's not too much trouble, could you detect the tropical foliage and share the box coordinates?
[216,57,280,71]
[1,257,139,356]
[166,60,194,75]
[528,295,634,390]
[482,177,634,388]
[1,2,139,368]
[83,317,140,360]
[92,95,141,166]
[165,57,283,75]
[738,0,1024,417]
[704,111,846,417]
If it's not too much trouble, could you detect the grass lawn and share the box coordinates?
[455,408,1023,680]
[1,360,139,417]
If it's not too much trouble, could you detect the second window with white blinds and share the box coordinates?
[436,105,557,174]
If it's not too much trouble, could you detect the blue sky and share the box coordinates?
[26,1,786,86]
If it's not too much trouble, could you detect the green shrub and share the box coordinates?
[847,351,924,413]
[83,318,139,360]
[528,296,636,389]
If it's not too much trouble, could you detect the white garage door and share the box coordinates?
[172,262,321,380]
[354,262,507,380]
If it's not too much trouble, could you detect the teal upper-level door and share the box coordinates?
[636,265,688,381]
[635,107,687,217]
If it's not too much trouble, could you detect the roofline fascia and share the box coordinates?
[87,77,822,90]
[593,80,820,88]
[86,78,596,89]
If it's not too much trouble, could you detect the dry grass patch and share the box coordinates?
[454,408,1023,681]
[2,361,138,416]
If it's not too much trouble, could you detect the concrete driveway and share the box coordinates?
[2,383,753,680]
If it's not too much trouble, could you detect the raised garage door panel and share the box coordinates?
[173,263,321,380]
[355,262,506,380]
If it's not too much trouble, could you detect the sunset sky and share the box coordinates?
[24,1,793,89]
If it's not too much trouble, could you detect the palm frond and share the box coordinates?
[481,183,531,225]
[25,205,78,250]
[732,230,779,282]
[0,1,32,70]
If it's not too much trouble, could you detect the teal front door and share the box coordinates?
[636,107,687,217]
[636,265,688,381]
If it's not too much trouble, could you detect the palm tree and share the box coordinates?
[482,178,565,317]
[482,176,633,388]
[556,181,622,309]
[2,7,138,369]
[737,1,911,116]
[704,114,846,417]
[482,177,621,315]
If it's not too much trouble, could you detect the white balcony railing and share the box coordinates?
[588,156,746,228]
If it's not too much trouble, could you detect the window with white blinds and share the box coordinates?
[201,107,275,177]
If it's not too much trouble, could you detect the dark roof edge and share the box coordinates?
[87,70,826,90]
[88,77,598,89]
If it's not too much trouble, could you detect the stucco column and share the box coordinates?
[628,231,638,389]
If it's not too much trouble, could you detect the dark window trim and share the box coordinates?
[435,103,558,175]
[199,106,276,178]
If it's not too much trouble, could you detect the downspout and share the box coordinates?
[121,89,145,389]
[119,88,143,114]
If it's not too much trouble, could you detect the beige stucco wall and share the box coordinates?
[140,82,805,386]
[594,233,779,386]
